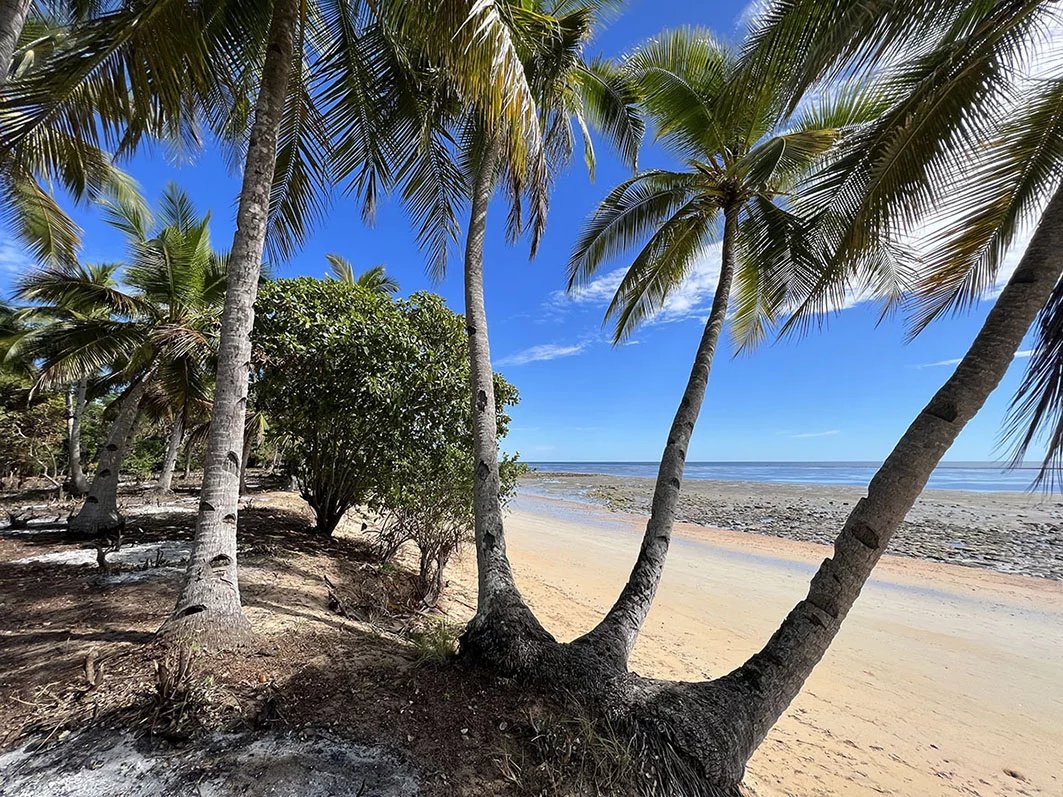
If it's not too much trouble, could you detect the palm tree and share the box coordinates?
[19,184,225,536]
[0,4,151,266]
[563,28,889,666]
[325,254,399,295]
[157,0,555,648]
[11,262,123,495]
[461,3,1061,791]
[444,1,644,662]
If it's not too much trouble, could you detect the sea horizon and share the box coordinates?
[525,460,1044,492]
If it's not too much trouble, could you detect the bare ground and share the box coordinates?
[0,478,611,797]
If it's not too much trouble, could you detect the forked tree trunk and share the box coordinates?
[0,0,32,79]
[66,377,90,496]
[629,183,1063,790]
[68,372,152,537]
[158,0,300,650]
[576,205,739,667]
[458,136,553,666]
[156,410,184,494]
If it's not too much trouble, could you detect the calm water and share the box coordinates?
[527,461,1040,493]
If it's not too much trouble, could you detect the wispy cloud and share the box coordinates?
[787,429,841,439]
[916,349,1036,369]
[552,242,728,328]
[0,232,34,278]
[495,341,588,367]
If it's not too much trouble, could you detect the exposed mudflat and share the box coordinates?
[521,472,1063,578]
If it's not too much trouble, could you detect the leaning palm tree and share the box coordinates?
[19,184,226,536]
[565,28,892,665]
[325,254,399,295]
[443,3,1062,793]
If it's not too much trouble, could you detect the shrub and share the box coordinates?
[254,279,521,545]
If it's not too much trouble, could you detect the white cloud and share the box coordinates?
[0,232,34,278]
[495,341,588,367]
[917,349,1036,369]
[787,430,840,439]
[553,241,727,328]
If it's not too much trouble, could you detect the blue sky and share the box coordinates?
[0,0,1045,464]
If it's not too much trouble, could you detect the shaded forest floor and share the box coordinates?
[0,476,625,796]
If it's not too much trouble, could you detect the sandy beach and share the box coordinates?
[447,487,1063,797]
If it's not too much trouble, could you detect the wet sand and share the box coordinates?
[447,490,1063,797]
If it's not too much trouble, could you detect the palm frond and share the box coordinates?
[1004,278,1063,490]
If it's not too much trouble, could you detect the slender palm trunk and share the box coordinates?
[576,205,739,666]
[182,440,194,480]
[238,430,252,495]
[459,137,552,664]
[719,182,1063,761]
[68,372,152,537]
[0,0,31,80]
[158,0,299,649]
[156,409,184,494]
[66,377,89,496]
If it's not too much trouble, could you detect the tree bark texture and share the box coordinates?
[0,0,31,80]
[66,377,89,496]
[156,409,184,494]
[68,372,152,537]
[457,136,554,668]
[158,0,300,649]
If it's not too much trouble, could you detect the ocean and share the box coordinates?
[527,461,1042,493]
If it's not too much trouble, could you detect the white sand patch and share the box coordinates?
[12,541,191,568]
[0,729,419,796]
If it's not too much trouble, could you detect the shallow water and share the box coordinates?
[527,461,1040,492]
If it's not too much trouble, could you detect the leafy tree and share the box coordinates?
[0,372,65,486]
[10,262,123,495]
[253,278,521,552]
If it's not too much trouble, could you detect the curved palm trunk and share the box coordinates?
[66,377,90,496]
[0,0,32,80]
[459,137,552,665]
[576,206,739,666]
[686,182,1063,779]
[68,371,153,537]
[158,0,300,650]
[156,409,184,494]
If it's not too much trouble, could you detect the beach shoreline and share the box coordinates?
[446,488,1063,797]
[519,471,1063,579]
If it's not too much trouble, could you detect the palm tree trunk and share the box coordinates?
[158,0,300,650]
[0,0,32,80]
[238,429,252,495]
[66,377,89,496]
[68,371,152,537]
[183,440,194,480]
[576,205,740,667]
[156,409,184,494]
[458,136,552,666]
[724,181,1063,758]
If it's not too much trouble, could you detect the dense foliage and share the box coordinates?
[253,279,523,586]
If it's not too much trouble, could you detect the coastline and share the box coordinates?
[519,471,1063,579]
[445,489,1063,797]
